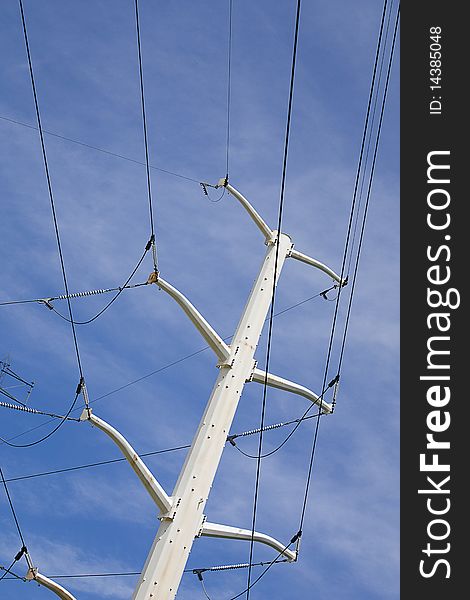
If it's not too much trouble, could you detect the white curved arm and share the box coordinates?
[250,368,332,414]
[288,248,345,285]
[201,521,296,562]
[26,569,77,600]
[152,276,230,363]
[219,180,273,241]
[80,409,172,515]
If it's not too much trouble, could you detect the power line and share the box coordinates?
[225,0,233,179]
[0,470,29,582]
[3,443,191,484]
[49,242,151,325]
[231,376,338,460]
[0,560,287,582]
[321,0,390,410]
[0,282,147,308]
[0,114,202,184]
[0,467,27,548]
[346,0,391,277]
[134,0,158,273]
[3,406,322,485]
[18,0,84,384]
[1,286,333,445]
[0,563,26,582]
[0,560,21,582]
[202,0,234,206]
[0,399,80,421]
[229,534,299,600]
[295,0,398,543]
[336,4,400,377]
[0,391,80,448]
[247,1,302,595]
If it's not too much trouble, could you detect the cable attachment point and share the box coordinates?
[14,546,27,562]
[76,377,91,413]
[145,234,155,252]
[147,270,159,285]
[331,375,341,410]
[75,378,83,395]
[215,175,229,189]
[39,298,54,310]
[226,434,237,446]
[320,284,338,301]
[193,568,207,581]
[327,374,340,390]
[290,530,302,545]
[145,234,158,274]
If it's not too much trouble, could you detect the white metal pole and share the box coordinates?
[133,232,292,600]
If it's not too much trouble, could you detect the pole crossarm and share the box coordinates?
[80,409,173,515]
[150,276,230,363]
[218,179,274,242]
[249,368,332,414]
[288,248,346,285]
[200,521,296,562]
[26,569,77,600]
[217,180,344,287]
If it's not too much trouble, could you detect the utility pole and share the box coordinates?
[81,180,344,600]
[0,358,35,406]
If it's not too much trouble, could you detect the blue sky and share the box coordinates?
[0,1,399,599]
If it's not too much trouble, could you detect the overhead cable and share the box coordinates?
[295,1,398,547]
[335,5,400,379]
[18,0,84,382]
[225,0,233,180]
[320,0,390,409]
[0,282,147,308]
[247,1,302,595]
[0,559,287,582]
[49,241,151,324]
[0,467,27,548]
[4,406,324,485]
[0,391,80,448]
[0,114,203,184]
[134,0,158,273]
[2,286,334,445]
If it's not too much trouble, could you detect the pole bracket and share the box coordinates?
[199,521,296,562]
[80,408,173,515]
[249,367,333,414]
[26,568,77,600]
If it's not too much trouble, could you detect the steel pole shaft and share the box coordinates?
[133,233,292,600]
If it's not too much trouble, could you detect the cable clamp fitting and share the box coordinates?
[39,298,54,310]
[193,568,207,581]
[327,374,340,390]
[145,234,155,252]
[319,283,339,301]
[14,546,27,562]
[290,530,302,545]
[216,175,229,189]
[75,377,84,395]
[226,434,237,447]
[147,271,159,285]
